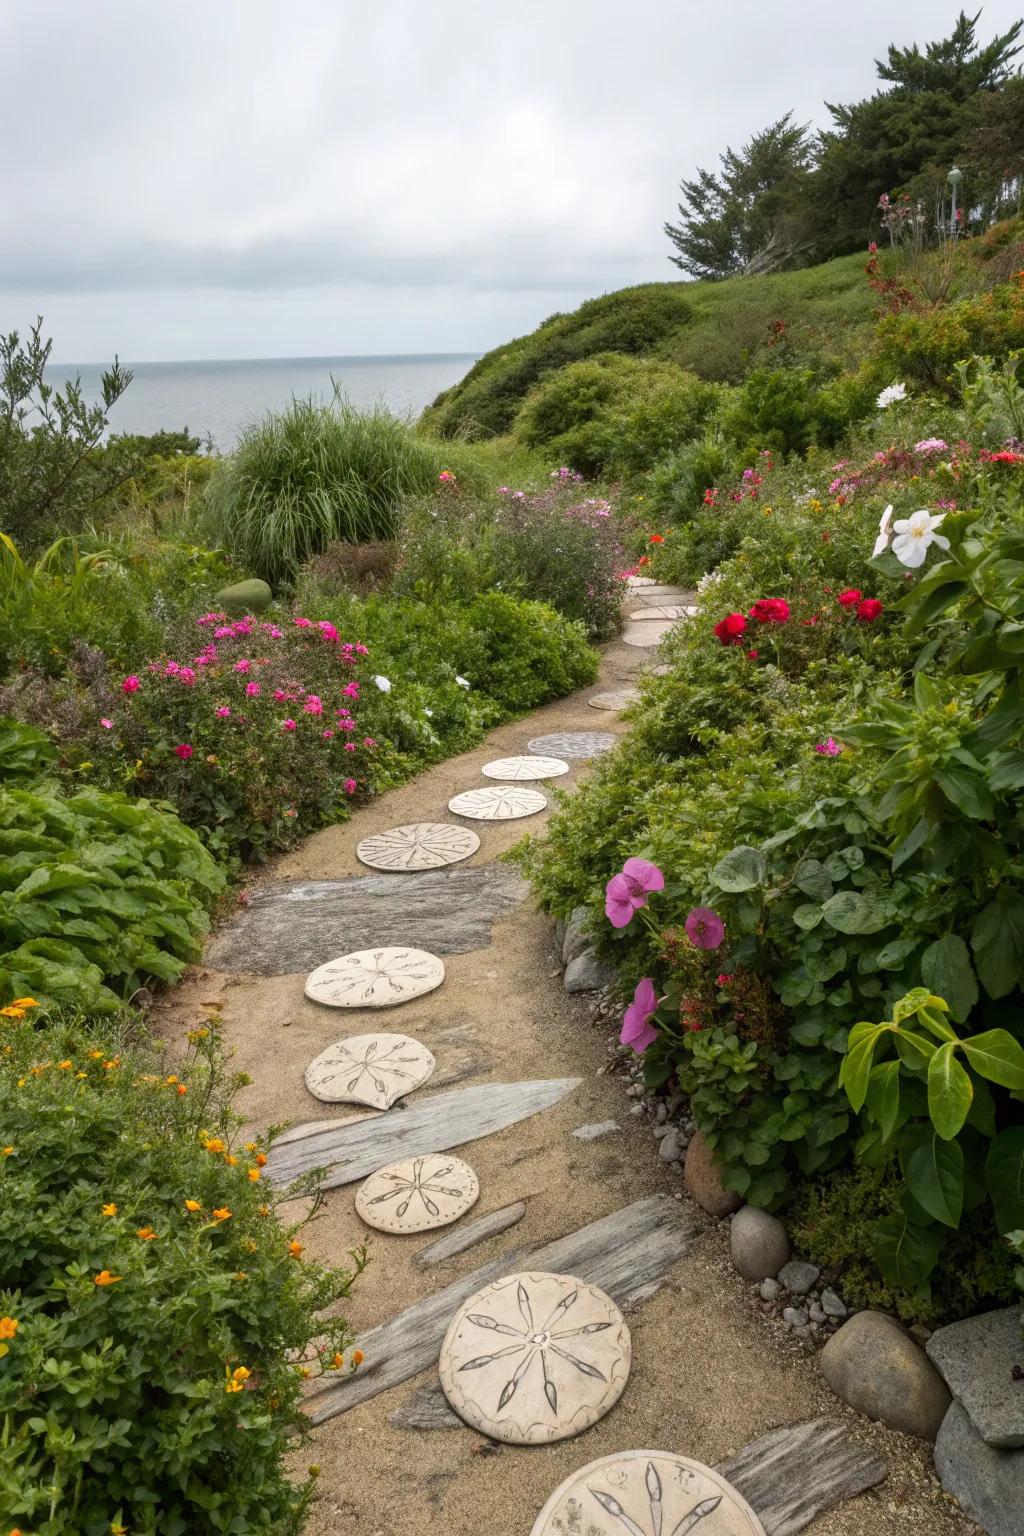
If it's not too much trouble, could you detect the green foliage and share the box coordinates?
[0,320,140,551]
[204,399,470,584]
[0,1010,363,1536]
[644,436,738,527]
[874,277,1024,391]
[516,355,722,477]
[0,765,224,1011]
[957,351,1024,446]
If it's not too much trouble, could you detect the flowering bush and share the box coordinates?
[0,1008,364,1534]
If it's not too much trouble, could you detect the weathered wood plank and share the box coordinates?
[267,1078,582,1190]
[388,1382,465,1430]
[303,1194,692,1425]
[206,867,528,973]
[416,1201,528,1268]
[717,1417,887,1536]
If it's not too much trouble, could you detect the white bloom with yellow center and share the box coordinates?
[891,509,950,569]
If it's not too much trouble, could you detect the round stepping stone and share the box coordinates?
[439,1270,631,1444]
[527,732,617,760]
[622,619,675,647]
[588,687,640,712]
[305,946,444,1008]
[355,1153,479,1233]
[448,785,547,821]
[304,1032,435,1109]
[481,755,569,781]
[530,1451,766,1536]
[356,822,480,872]
[626,603,690,620]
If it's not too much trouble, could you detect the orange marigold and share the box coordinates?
[0,1317,18,1340]
[212,1207,232,1222]
[94,1270,122,1286]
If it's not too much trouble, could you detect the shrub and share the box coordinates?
[0,1008,363,1536]
[204,399,467,584]
[0,729,224,1010]
[460,590,597,707]
[644,436,738,527]
[873,273,1024,391]
[516,354,723,477]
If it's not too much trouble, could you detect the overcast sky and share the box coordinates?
[3,0,1020,362]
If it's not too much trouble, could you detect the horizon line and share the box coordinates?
[47,349,483,369]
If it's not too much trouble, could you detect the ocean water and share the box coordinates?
[46,353,478,453]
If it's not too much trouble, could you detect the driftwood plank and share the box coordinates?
[717,1417,887,1536]
[303,1194,692,1425]
[267,1078,582,1189]
[207,867,528,973]
[416,1201,528,1268]
[388,1382,464,1430]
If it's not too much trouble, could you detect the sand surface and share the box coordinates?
[153,630,978,1536]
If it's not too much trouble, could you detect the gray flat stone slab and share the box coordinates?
[572,1120,620,1141]
[935,1400,1024,1536]
[624,603,694,620]
[266,1077,582,1190]
[588,687,641,711]
[622,619,676,647]
[206,867,529,973]
[626,584,692,600]
[927,1304,1024,1447]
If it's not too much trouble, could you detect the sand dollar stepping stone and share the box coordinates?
[305,946,444,1008]
[588,687,641,712]
[530,1451,766,1536]
[305,1032,435,1109]
[356,822,480,871]
[622,619,676,647]
[439,1270,630,1444]
[481,755,569,781]
[448,785,547,821]
[355,1153,479,1233]
[527,731,617,759]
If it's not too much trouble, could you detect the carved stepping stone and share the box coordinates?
[622,619,676,647]
[531,1451,766,1536]
[305,1033,435,1109]
[356,1153,479,1233]
[527,732,617,759]
[267,1077,581,1190]
[481,755,569,781]
[357,822,479,871]
[305,947,444,1009]
[438,1271,631,1444]
[448,785,547,821]
[588,687,641,712]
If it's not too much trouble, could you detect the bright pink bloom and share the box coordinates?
[215,706,231,718]
[857,598,883,622]
[177,667,196,686]
[605,857,665,928]
[344,741,356,751]
[363,737,377,748]
[293,616,313,628]
[281,719,297,731]
[245,682,261,697]
[100,718,113,729]
[344,777,358,795]
[343,681,360,699]
[317,621,339,641]
[685,907,725,950]
[214,626,234,639]
[713,613,747,646]
[748,598,790,624]
[304,695,323,715]
[322,728,335,740]
[815,738,843,756]
[837,589,862,608]
[234,659,251,674]
[121,675,140,694]
[620,978,659,1053]
[174,744,193,760]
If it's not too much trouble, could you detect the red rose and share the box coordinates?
[837,589,862,607]
[713,613,747,646]
[746,649,759,660]
[856,597,883,622]
[749,598,790,624]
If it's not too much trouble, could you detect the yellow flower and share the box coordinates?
[136,1226,157,1242]
[76,1071,87,1079]
[244,1142,257,1153]
[257,1203,270,1216]
[165,1074,178,1085]
[94,1270,122,1286]
[0,1007,26,1019]
[102,1203,118,1216]
[11,998,38,1009]
[184,1199,202,1213]
[330,1351,344,1369]
[202,1137,226,1154]
[231,1365,251,1382]
[15,1078,26,1089]
[88,1049,104,1060]
[0,1317,19,1340]
[243,1238,258,1253]
[224,1154,238,1166]
[247,1166,260,1182]
[351,1348,365,1367]
[287,1240,303,1259]
[2,1146,13,1157]
[224,1379,243,1394]
[57,1059,73,1070]
[103,1057,120,1071]
[212,1207,232,1222]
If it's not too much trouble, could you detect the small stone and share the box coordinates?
[683,1130,742,1218]
[562,907,592,966]
[656,1103,668,1123]
[934,1400,1024,1536]
[572,1121,619,1142]
[820,1288,848,1319]
[563,949,616,993]
[778,1260,820,1296]
[808,1303,827,1324]
[554,919,567,951]
[652,1123,670,1139]
[793,1324,814,1340]
[626,1084,643,1098]
[783,1307,809,1329]
[926,1304,1024,1448]
[820,1311,951,1441]
[909,1323,932,1346]
[729,1205,791,1282]
[760,1278,781,1302]
[659,1129,682,1163]
[629,1103,645,1117]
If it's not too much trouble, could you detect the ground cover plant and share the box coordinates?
[0,1004,364,1535]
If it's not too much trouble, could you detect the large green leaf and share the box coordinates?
[821,891,888,935]
[986,1129,1024,1234]
[927,1041,974,1139]
[865,1059,902,1141]
[872,1209,944,1289]
[711,845,766,893]
[905,1133,965,1227]
[961,1029,1024,1090]
[971,897,1024,999]
[934,766,996,821]
[920,934,979,1023]
[840,1021,886,1111]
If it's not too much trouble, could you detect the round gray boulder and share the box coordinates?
[730,1205,790,1281]
[683,1130,743,1217]
[820,1310,951,1441]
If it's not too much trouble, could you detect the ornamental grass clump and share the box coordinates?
[0,1008,365,1535]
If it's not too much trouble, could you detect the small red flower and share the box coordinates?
[856,597,883,622]
[649,533,665,545]
[837,589,862,607]
[749,598,790,624]
[174,744,193,760]
[713,613,747,646]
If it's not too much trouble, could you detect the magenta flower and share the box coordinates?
[363,736,377,748]
[814,738,843,757]
[121,675,140,694]
[304,695,324,715]
[245,682,261,697]
[685,907,725,950]
[620,978,659,1053]
[281,719,297,732]
[605,857,665,928]
[322,728,335,740]
[317,621,339,640]
[174,744,193,760]
[343,681,360,699]
[177,667,196,686]
[215,706,231,719]
[293,616,313,628]
[344,741,356,752]
[344,777,358,794]
[234,659,251,674]
[100,718,113,729]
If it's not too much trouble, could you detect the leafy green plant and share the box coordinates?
[956,351,1024,445]
[0,719,56,783]
[0,1008,364,1536]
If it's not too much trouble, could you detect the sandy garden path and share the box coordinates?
[154,599,977,1536]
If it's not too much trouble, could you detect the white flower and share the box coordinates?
[876,382,908,409]
[697,570,724,593]
[455,675,470,689]
[891,509,951,569]
[373,675,392,693]
[871,504,895,558]
[424,707,434,717]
